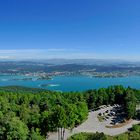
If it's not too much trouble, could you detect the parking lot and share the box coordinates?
[48,105,140,140]
[97,104,127,126]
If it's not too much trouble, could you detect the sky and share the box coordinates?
[0,0,140,60]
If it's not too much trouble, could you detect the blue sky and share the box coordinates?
[0,0,140,60]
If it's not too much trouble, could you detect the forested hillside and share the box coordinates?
[0,85,140,140]
[0,87,88,140]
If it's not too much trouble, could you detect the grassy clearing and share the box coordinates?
[97,115,105,122]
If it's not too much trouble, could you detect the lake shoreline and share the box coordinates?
[0,74,140,91]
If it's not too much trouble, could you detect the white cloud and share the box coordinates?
[0,56,15,59]
[0,49,97,60]
[0,49,140,61]
[0,48,73,53]
[46,48,69,52]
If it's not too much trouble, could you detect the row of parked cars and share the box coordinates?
[98,104,126,125]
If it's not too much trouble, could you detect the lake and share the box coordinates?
[1,75,140,91]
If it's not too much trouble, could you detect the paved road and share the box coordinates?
[47,106,140,140]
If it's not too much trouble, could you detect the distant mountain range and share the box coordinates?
[1,58,140,66]
[0,59,140,74]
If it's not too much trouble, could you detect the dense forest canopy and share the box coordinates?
[0,85,140,140]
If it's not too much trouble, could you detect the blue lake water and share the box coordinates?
[0,75,140,91]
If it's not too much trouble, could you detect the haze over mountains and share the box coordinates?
[0,58,140,66]
[0,59,140,75]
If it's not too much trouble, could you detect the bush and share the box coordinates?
[68,132,107,140]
